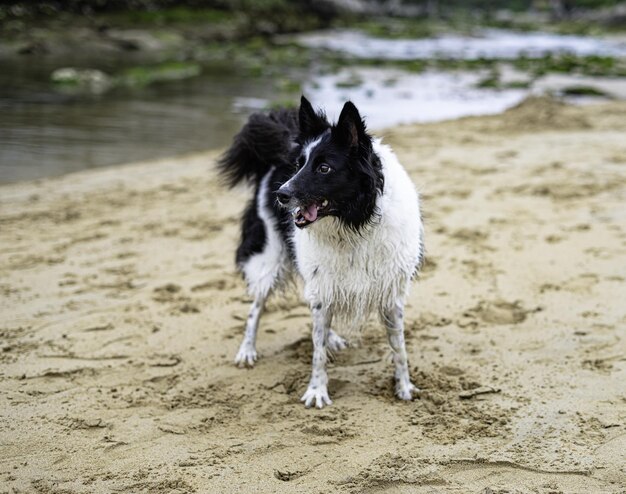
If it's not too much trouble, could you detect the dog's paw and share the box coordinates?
[395,381,420,401]
[327,330,348,353]
[301,385,332,409]
[234,344,257,367]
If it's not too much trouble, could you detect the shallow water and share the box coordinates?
[305,68,527,128]
[296,28,626,60]
[1,29,624,184]
[0,57,276,184]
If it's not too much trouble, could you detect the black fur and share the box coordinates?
[217,108,299,188]
[284,97,384,230]
[234,168,295,268]
[235,195,266,267]
[268,165,297,259]
[298,96,330,139]
[219,108,299,267]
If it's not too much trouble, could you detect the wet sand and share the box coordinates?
[1,97,625,493]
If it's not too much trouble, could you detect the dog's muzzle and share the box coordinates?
[276,184,293,206]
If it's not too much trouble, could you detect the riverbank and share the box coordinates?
[3,3,626,184]
[1,98,625,492]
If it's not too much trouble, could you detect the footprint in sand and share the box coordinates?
[459,299,541,328]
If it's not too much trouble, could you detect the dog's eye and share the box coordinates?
[318,164,332,174]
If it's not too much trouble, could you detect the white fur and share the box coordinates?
[301,302,333,408]
[236,170,289,367]
[240,168,288,298]
[293,139,424,330]
[281,134,324,191]
[234,295,263,367]
[303,134,324,164]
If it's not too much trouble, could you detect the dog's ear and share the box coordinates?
[299,95,328,137]
[334,101,365,150]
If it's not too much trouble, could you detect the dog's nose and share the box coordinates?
[276,186,293,205]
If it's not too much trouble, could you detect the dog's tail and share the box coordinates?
[217,108,299,188]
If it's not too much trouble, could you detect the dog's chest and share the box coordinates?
[290,141,423,321]
[302,230,390,288]
[293,217,419,319]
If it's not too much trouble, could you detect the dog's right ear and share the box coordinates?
[299,95,328,137]
[334,101,366,151]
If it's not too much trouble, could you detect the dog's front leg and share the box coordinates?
[234,294,266,367]
[382,302,420,400]
[301,302,332,408]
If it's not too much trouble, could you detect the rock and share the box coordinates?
[17,40,49,55]
[104,29,166,52]
[51,67,112,94]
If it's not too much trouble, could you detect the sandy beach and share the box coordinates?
[1,97,625,493]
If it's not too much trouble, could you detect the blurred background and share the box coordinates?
[1,0,625,184]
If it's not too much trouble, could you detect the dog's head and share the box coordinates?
[277,96,384,230]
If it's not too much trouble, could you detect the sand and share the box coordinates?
[1,97,625,493]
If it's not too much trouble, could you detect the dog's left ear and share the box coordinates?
[299,95,328,137]
[334,101,365,150]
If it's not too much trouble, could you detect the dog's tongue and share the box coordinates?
[302,204,318,222]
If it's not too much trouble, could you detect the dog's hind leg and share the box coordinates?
[234,294,266,367]
[326,329,348,353]
[301,302,333,408]
[234,169,288,367]
[382,301,420,401]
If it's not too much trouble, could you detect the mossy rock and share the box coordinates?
[51,67,113,94]
[561,85,612,98]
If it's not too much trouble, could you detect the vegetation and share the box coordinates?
[115,7,238,25]
[308,51,625,78]
[512,53,626,77]
[2,1,625,28]
[561,84,613,97]
[120,61,202,86]
[2,0,623,103]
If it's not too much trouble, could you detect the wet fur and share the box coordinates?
[218,96,424,407]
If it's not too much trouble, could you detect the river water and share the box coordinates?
[0,57,277,184]
[1,29,624,184]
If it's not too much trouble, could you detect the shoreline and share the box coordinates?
[0,149,220,199]
[3,13,624,185]
[0,93,616,189]
[1,99,625,493]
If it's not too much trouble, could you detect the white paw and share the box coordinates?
[234,344,257,367]
[395,381,420,401]
[301,385,332,409]
[327,330,348,353]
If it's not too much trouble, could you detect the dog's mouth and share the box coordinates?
[293,199,331,228]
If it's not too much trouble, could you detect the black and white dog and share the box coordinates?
[218,96,424,408]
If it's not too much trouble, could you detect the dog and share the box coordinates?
[218,96,424,408]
